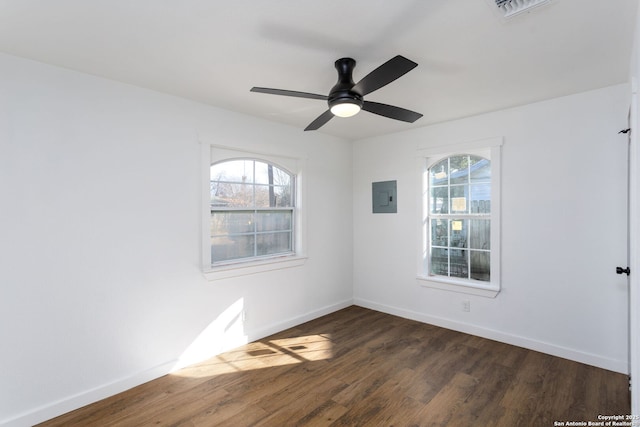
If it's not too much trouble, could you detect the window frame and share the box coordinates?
[202,144,307,281]
[416,137,502,298]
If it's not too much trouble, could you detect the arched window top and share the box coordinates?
[211,158,292,186]
[210,158,294,209]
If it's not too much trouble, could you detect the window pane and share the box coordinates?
[470,251,490,281]
[254,184,271,207]
[470,156,490,183]
[211,160,254,184]
[254,161,271,185]
[273,185,293,207]
[430,248,449,276]
[254,184,293,208]
[450,185,468,213]
[256,211,292,232]
[211,235,255,263]
[450,155,469,185]
[470,183,491,213]
[211,212,254,236]
[257,232,292,256]
[450,219,467,249]
[450,249,468,278]
[211,182,254,208]
[470,219,490,250]
[254,161,292,187]
[429,158,449,186]
[430,187,448,214]
[273,167,291,187]
[431,219,448,247]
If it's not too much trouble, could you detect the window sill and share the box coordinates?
[416,275,500,298]
[204,255,307,281]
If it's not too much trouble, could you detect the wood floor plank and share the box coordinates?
[350,368,425,426]
[499,350,550,413]
[37,306,630,426]
[252,377,347,426]
[413,371,479,426]
[191,401,269,427]
[331,348,414,407]
[447,362,513,426]
[39,374,214,427]
[292,399,349,427]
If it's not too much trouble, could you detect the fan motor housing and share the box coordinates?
[328,58,364,110]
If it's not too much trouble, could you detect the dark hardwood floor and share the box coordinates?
[38,306,630,426]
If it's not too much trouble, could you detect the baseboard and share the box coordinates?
[2,298,354,427]
[247,298,354,343]
[354,298,628,374]
[0,360,177,427]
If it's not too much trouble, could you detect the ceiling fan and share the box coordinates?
[250,55,423,131]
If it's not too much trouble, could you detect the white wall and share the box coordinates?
[0,53,353,426]
[353,84,631,373]
[0,49,632,426]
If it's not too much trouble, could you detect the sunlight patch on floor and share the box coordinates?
[172,334,334,378]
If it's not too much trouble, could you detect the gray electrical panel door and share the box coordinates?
[372,180,397,213]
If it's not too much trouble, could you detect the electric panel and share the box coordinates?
[372,180,397,213]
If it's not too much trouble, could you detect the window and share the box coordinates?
[201,144,306,280]
[210,159,294,264]
[418,138,502,297]
[429,154,491,281]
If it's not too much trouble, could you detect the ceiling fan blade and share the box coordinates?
[351,56,418,96]
[304,110,334,131]
[362,101,423,123]
[250,87,328,100]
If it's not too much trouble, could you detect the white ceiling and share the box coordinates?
[0,0,637,140]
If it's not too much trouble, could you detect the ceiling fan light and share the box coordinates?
[330,102,361,118]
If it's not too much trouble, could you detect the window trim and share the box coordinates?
[416,137,503,298]
[201,143,307,281]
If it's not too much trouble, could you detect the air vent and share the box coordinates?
[495,0,552,18]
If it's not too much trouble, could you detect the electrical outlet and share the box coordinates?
[462,300,470,312]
